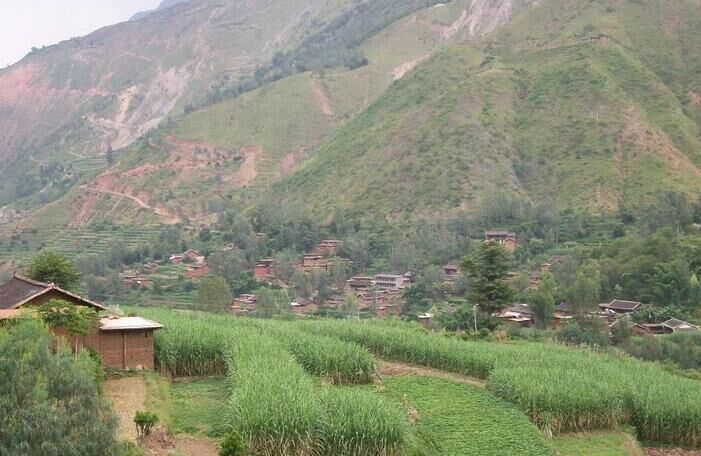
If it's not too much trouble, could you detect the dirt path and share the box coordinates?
[379,360,486,388]
[105,375,219,456]
[105,376,147,443]
[392,56,428,81]
[80,185,178,223]
[311,78,334,117]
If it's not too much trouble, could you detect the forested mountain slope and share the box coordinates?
[3,0,700,234]
[1,0,532,229]
[272,0,701,222]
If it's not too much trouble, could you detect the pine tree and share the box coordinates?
[462,241,514,313]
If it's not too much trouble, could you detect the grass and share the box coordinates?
[171,378,228,438]
[379,375,554,455]
[135,309,701,450]
[300,319,701,447]
[269,0,701,221]
[143,372,173,432]
[552,431,643,456]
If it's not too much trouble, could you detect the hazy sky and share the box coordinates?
[0,1,162,67]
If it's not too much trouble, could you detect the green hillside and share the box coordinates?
[272,0,701,222]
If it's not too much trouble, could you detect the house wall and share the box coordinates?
[98,330,155,370]
[52,327,156,370]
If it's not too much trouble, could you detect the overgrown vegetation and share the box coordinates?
[0,320,119,456]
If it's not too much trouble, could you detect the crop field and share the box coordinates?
[300,320,701,447]
[135,309,701,453]
[377,376,553,455]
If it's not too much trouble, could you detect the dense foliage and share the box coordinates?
[0,320,118,456]
[28,250,80,290]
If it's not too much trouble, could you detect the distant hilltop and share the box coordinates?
[130,0,189,21]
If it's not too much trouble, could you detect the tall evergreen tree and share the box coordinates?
[462,241,514,313]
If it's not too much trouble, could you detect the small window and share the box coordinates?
[144,332,149,338]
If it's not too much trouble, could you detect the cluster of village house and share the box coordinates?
[495,298,699,335]
[239,233,519,318]
[121,248,210,289]
[0,274,162,370]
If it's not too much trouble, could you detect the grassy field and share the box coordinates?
[379,375,553,455]
[133,309,701,452]
[552,431,644,456]
[171,378,228,438]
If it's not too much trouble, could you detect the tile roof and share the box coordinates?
[0,275,47,309]
[0,274,105,310]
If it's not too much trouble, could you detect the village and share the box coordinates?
[106,228,700,341]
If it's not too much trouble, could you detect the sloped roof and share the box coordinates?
[0,275,47,309]
[602,300,641,311]
[99,317,162,331]
[0,274,105,310]
[663,318,699,331]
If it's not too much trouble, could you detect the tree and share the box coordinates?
[567,260,601,319]
[0,320,118,455]
[197,276,233,312]
[28,250,80,290]
[38,299,98,338]
[255,288,290,318]
[342,292,359,318]
[462,242,514,313]
[529,272,556,329]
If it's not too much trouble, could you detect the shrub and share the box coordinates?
[219,431,248,456]
[134,411,158,438]
[0,320,118,455]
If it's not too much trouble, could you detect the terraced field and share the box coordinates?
[131,309,701,454]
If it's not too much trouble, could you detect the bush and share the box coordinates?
[0,320,118,455]
[134,411,158,438]
[220,431,248,456]
[556,319,608,348]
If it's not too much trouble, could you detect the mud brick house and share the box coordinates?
[96,316,162,370]
[186,263,210,279]
[347,276,375,290]
[122,273,153,289]
[231,294,257,315]
[254,258,275,278]
[0,274,162,370]
[374,274,408,290]
[0,274,107,312]
[443,265,459,283]
[314,240,341,256]
[168,254,185,264]
[290,297,318,315]
[495,304,534,326]
[485,231,518,252]
[301,255,331,272]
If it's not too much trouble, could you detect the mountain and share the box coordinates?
[0,0,529,231]
[130,0,190,21]
[1,0,700,244]
[0,0,366,213]
[271,0,701,221]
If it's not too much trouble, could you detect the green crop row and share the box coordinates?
[298,319,701,447]
[244,319,377,384]
[138,310,411,454]
[225,326,411,455]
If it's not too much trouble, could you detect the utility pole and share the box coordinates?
[473,303,478,334]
